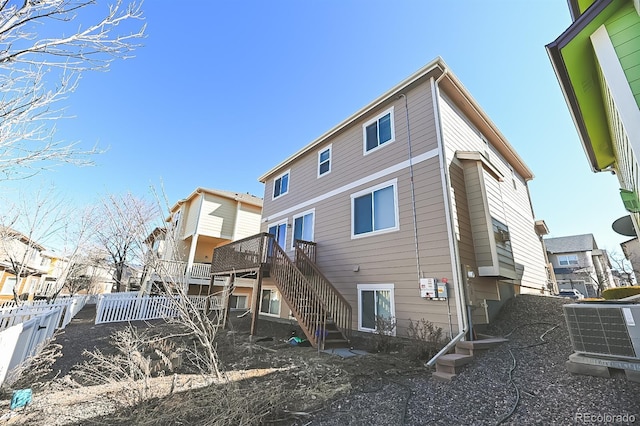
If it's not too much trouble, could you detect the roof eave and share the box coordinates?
[545,0,616,172]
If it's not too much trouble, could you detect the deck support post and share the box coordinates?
[250,267,263,336]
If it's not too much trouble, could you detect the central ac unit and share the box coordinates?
[563,302,640,361]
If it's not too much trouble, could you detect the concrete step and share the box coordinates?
[437,353,474,367]
[436,354,474,375]
[431,371,457,382]
[455,337,508,356]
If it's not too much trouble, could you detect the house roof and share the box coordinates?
[0,226,46,251]
[169,187,263,215]
[258,57,534,183]
[546,0,625,172]
[544,233,598,254]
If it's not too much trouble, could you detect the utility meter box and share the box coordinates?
[437,281,448,299]
[420,278,437,299]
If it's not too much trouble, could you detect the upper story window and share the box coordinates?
[558,254,579,266]
[351,179,399,238]
[509,167,518,191]
[318,145,332,177]
[363,107,395,154]
[292,210,314,245]
[273,170,290,199]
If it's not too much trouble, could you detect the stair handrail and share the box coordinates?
[294,246,352,341]
[268,238,329,349]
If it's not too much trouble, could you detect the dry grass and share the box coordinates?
[0,313,425,425]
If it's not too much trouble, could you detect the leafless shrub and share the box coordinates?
[74,325,179,405]
[160,291,225,380]
[373,315,397,353]
[405,318,444,361]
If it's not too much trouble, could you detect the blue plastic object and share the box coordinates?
[10,388,32,410]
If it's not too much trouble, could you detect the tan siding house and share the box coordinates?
[255,58,549,340]
[146,188,262,297]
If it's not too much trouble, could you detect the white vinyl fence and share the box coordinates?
[0,296,88,331]
[0,296,88,386]
[0,309,61,386]
[95,293,224,325]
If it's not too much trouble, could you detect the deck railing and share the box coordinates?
[211,233,271,274]
[152,260,214,282]
[294,239,317,263]
[294,246,351,341]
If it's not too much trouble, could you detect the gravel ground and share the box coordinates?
[3,295,640,425]
[305,294,640,425]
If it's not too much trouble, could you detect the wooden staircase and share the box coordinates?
[432,337,508,382]
[268,239,351,349]
[210,233,351,349]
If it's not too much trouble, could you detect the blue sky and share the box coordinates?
[4,1,631,257]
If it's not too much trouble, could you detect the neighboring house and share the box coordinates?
[33,251,70,298]
[212,57,550,348]
[547,0,640,237]
[545,233,615,297]
[146,187,262,303]
[0,227,49,302]
[621,236,640,282]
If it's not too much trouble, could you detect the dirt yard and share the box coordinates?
[0,305,423,425]
[1,295,639,425]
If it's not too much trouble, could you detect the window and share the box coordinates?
[357,284,395,334]
[363,107,394,154]
[482,136,490,157]
[318,145,332,177]
[273,170,290,199]
[0,277,17,296]
[260,289,281,316]
[229,294,247,310]
[268,221,287,249]
[292,210,314,246]
[558,254,579,266]
[351,180,399,238]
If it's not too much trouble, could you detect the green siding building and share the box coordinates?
[547,0,640,235]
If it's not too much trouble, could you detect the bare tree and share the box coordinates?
[93,193,159,292]
[0,0,145,180]
[609,250,636,286]
[0,187,69,303]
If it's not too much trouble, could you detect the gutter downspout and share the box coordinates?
[426,69,470,366]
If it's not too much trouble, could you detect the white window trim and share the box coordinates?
[558,254,579,266]
[267,218,288,250]
[357,283,396,335]
[362,106,395,156]
[291,208,315,249]
[350,178,400,239]
[259,288,282,317]
[317,144,332,178]
[272,169,291,200]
